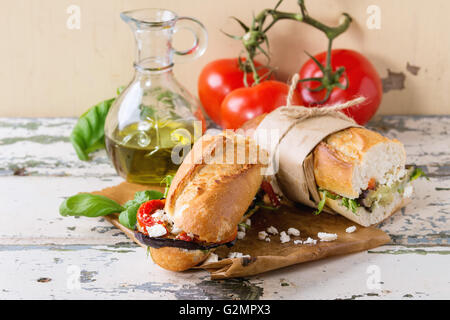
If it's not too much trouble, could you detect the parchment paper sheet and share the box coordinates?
[93,182,390,279]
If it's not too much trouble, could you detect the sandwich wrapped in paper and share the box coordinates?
[246,86,414,227]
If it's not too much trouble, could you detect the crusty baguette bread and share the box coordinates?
[241,114,411,226]
[314,127,406,198]
[149,247,210,272]
[165,132,266,243]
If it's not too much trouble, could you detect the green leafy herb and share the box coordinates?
[60,189,163,230]
[161,175,174,198]
[341,197,360,214]
[119,190,164,229]
[255,202,278,211]
[59,193,124,217]
[238,222,250,230]
[70,98,115,161]
[314,189,338,215]
[410,167,428,181]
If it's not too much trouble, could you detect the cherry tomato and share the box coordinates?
[298,49,382,125]
[136,199,165,229]
[220,80,303,129]
[198,58,271,126]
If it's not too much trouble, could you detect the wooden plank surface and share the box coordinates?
[0,115,449,299]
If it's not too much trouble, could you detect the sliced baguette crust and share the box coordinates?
[324,185,412,227]
[165,132,266,243]
[314,127,405,198]
[150,247,209,272]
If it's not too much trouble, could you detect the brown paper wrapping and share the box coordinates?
[253,108,361,210]
[93,182,390,279]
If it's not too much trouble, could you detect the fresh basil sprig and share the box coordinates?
[60,176,173,229]
[118,190,164,229]
[59,193,124,217]
[59,190,163,229]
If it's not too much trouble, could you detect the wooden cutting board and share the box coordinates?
[93,181,390,279]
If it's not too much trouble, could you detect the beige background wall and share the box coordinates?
[0,0,449,117]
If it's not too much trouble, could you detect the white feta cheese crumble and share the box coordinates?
[237,231,246,240]
[265,237,271,242]
[228,252,250,259]
[280,231,290,243]
[146,224,167,237]
[403,185,413,198]
[239,225,246,232]
[345,226,357,233]
[287,227,300,236]
[267,226,278,235]
[258,231,268,240]
[204,253,219,263]
[187,232,195,239]
[318,232,338,242]
[151,209,166,221]
[303,237,317,245]
[171,225,182,235]
[246,219,251,227]
[293,240,302,245]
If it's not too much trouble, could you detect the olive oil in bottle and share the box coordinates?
[105,120,196,185]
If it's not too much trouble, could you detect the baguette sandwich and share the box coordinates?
[242,114,419,227]
[134,132,268,271]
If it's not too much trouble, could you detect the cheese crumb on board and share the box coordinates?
[280,231,290,243]
[303,237,317,245]
[265,237,271,242]
[258,231,268,240]
[287,227,300,236]
[345,226,357,233]
[293,240,302,245]
[228,252,250,259]
[237,231,246,240]
[318,232,338,242]
[246,219,251,226]
[267,226,278,235]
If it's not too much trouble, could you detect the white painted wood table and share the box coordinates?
[0,116,448,300]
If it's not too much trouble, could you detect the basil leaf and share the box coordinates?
[119,190,164,229]
[59,193,124,217]
[124,190,164,208]
[70,98,115,161]
[410,167,428,181]
[119,205,139,229]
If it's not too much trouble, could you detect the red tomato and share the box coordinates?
[136,199,165,230]
[198,58,271,126]
[298,49,382,125]
[221,80,303,129]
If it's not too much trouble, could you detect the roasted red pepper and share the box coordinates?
[137,199,166,232]
[261,180,281,207]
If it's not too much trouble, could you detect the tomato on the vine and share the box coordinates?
[198,58,271,126]
[221,80,303,129]
[298,49,382,125]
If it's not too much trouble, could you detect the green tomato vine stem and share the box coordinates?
[225,0,352,97]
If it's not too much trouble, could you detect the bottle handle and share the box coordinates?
[173,16,208,62]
